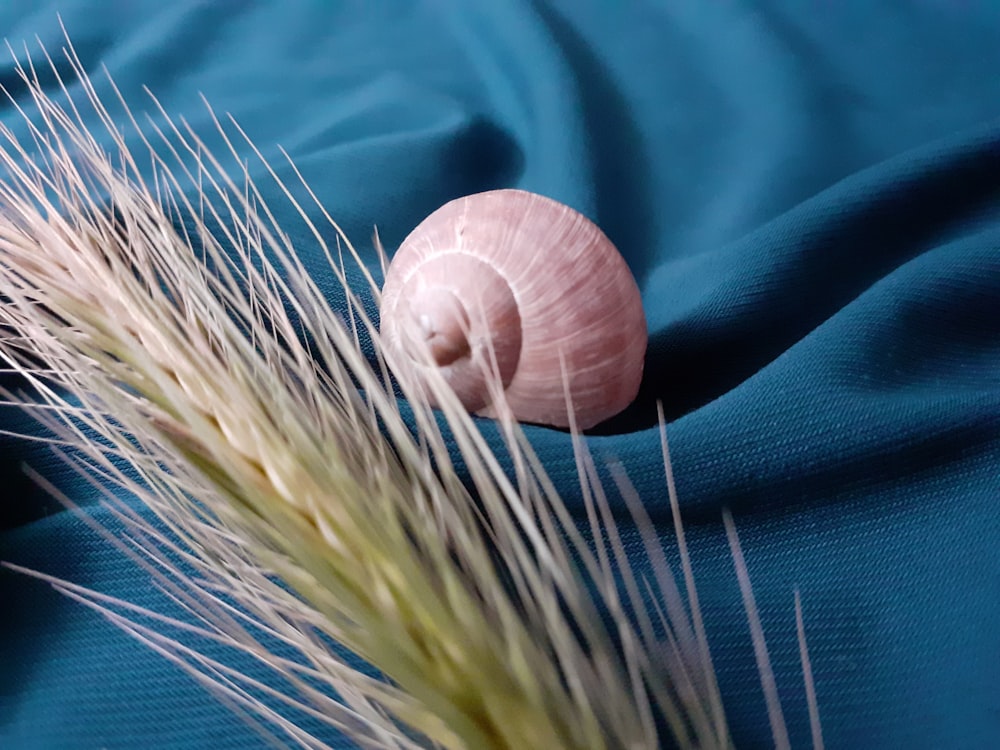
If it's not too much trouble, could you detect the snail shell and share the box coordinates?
[379,189,647,430]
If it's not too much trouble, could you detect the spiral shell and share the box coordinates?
[379,189,647,429]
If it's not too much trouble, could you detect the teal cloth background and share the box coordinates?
[2,2,999,748]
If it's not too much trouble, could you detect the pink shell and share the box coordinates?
[379,189,647,430]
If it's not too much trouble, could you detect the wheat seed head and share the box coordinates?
[0,27,820,750]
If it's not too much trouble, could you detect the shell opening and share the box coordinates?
[402,288,471,367]
[381,250,525,415]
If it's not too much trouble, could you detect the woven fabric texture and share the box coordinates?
[2,2,999,748]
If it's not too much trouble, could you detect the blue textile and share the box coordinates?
[2,2,1000,748]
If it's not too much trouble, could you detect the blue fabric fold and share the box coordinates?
[2,2,999,748]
